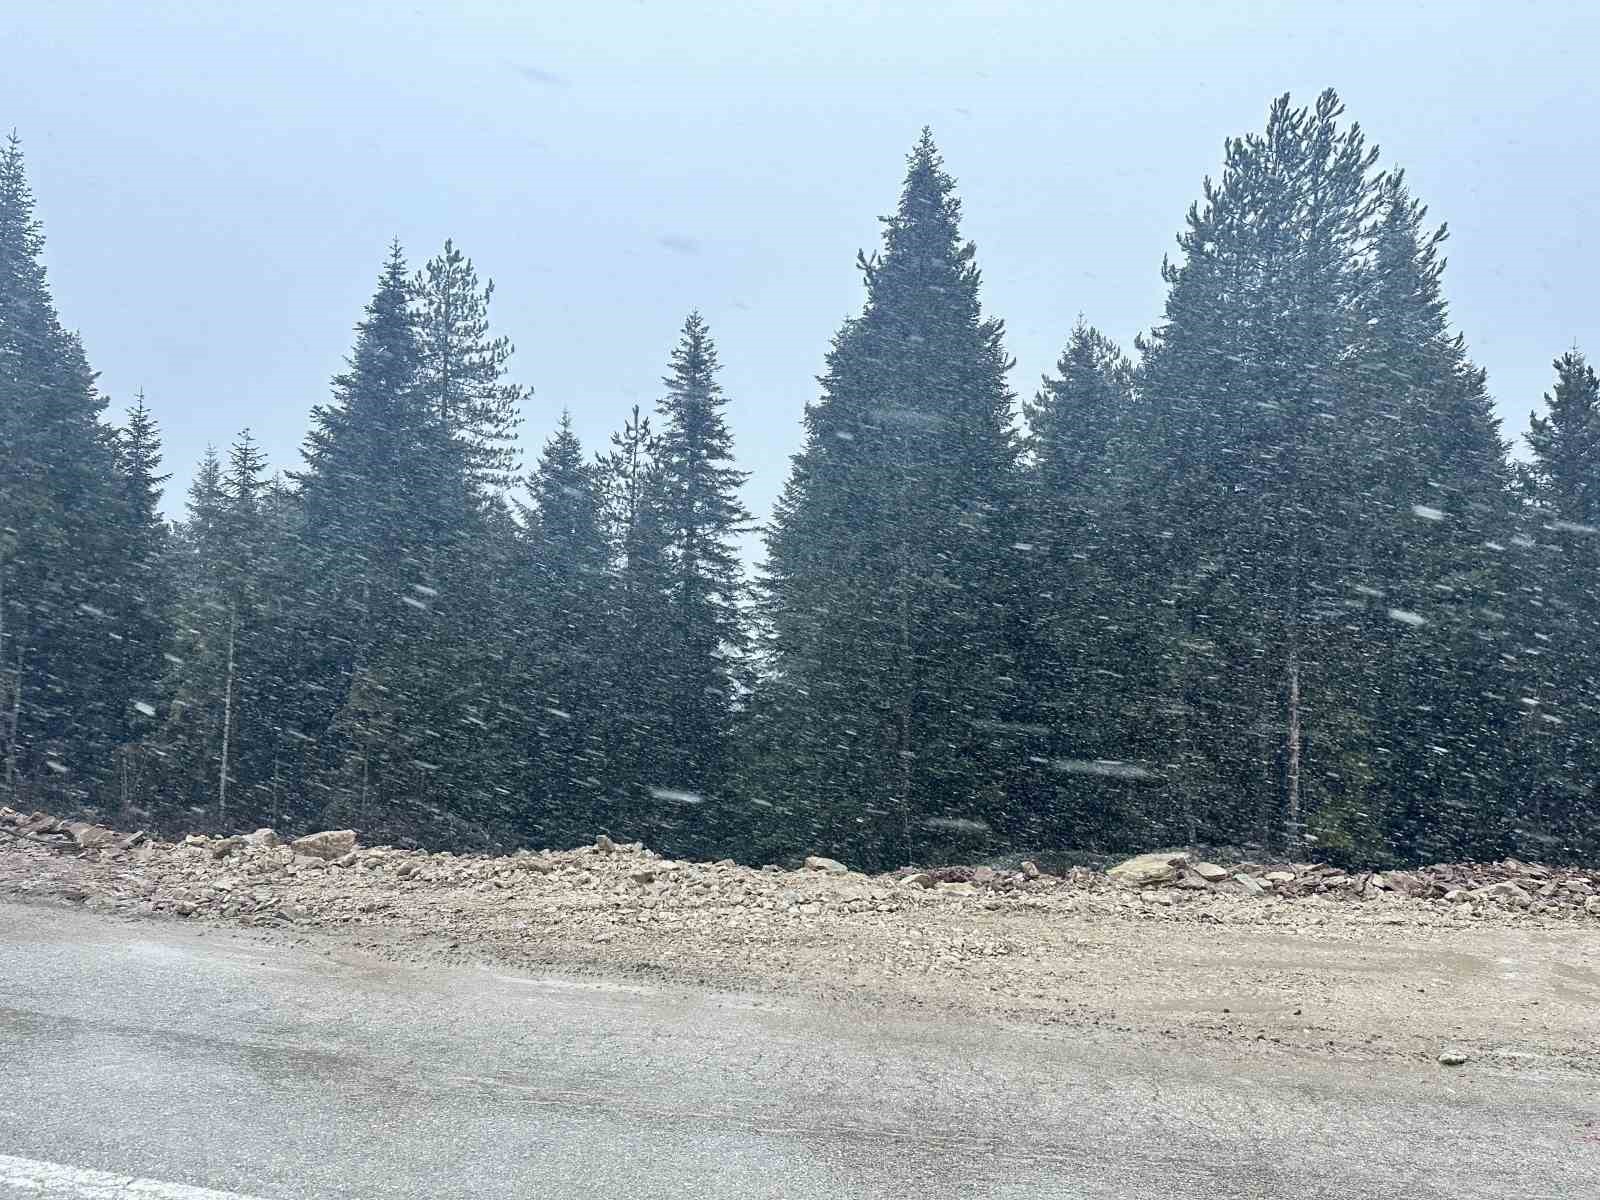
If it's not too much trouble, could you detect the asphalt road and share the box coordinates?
[1,902,1594,1199]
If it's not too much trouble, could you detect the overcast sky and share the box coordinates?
[7,0,1598,541]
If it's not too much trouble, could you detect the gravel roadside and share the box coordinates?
[3,808,1597,1076]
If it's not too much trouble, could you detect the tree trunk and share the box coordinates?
[218,605,237,823]
[1285,633,1302,848]
[4,637,22,803]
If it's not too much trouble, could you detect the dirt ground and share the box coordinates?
[3,808,1597,1075]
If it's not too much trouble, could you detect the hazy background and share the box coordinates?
[6,0,1597,541]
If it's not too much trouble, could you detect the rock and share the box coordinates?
[1584,896,1600,917]
[293,855,326,871]
[289,829,357,860]
[395,861,415,878]
[174,900,196,916]
[1232,873,1265,895]
[117,829,148,850]
[900,872,935,889]
[1193,861,1230,883]
[1444,888,1470,903]
[1383,870,1420,898]
[208,837,240,859]
[70,823,117,850]
[1106,852,1189,887]
[334,851,360,868]
[1264,871,1296,884]
[630,868,658,884]
[1437,1049,1470,1067]
[715,858,736,869]
[243,828,279,848]
[936,881,977,896]
[595,834,618,853]
[1176,869,1212,890]
[1472,881,1533,909]
[803,855,849,876]
[971,866,997,885]
[1019,860,1041,880]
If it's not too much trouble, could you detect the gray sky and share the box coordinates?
[8,0,1598,540]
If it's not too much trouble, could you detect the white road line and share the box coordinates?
[0,1154,270,1200]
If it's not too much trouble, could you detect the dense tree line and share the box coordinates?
[2,95,1596,869]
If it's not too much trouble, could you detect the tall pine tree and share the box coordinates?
[0,132,144,802]
[652,313,752,803]
[757,131,1021,868]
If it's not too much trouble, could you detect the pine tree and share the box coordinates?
[595,405,675,833]
[1524,351,1600,525]
[0,132,135,802]
[758,131,1022,868]
[106,392,174,808]
[1341,175,1520,861]
[293,242,484,834]
[412,239,525,498]
[1515,350,1600,857]
[514,412,614,841]
[1015,322,1157,847]
[652,313,752,801]
[1137,90,1386,853]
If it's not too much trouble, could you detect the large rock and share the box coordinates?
[1193,861,1230,883]
[1472,881,1532,909]
[69,822,117,850]
[289,829,357,860]
[1106,852,1188,887]
[803,855,849,876]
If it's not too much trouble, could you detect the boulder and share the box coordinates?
[595,834,618,854]
[243,828,279,848]
[290,830,357,860]
[900,872,935,889]
[70,823,117,850]
[1106,852,1189,887]
[1437,1048,1470,1067]
[1472,881,1533,909]
[1019,860,1041,880]
[1584,896,1600,918]
[1193,861,1230,883]
[971,866,997,885]
[803,855,849,876]
[1383,870,1420,898]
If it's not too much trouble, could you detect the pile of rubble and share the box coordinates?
[3,806,1598,930]
[1100,849,1600,916]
